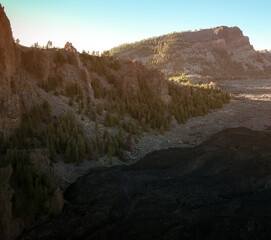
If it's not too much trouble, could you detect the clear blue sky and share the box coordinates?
[1,0,271,52]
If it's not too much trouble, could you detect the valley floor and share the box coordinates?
[134,78,271,158]
[54,79,271,188]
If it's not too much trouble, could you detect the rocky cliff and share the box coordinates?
[0,4,169,136]
[109,26,271,80]
[0,4,21,135]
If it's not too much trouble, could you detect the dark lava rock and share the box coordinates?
[20,128,271,240]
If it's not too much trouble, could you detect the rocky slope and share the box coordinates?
[109,26,271,80]
[0,4,169,137]
[20,127,271,240]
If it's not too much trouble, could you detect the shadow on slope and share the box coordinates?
[21,127,271,240]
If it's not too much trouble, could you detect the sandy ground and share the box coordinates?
[55,79,271,188]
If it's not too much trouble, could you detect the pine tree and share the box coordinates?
[108,145,113,163]
[49,140,56,162]
[69,98,73,106]
[85,139,93,160]
[75,145,79,165]
[77,135,86,161]
[65,143,71,163]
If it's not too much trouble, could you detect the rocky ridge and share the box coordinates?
[109,26,271,79]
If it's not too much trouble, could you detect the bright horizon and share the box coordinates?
[1,0,271,53]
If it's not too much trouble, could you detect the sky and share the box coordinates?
[1,0,271,53]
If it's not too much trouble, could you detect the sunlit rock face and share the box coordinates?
[114,59,169,101]
[110,26,271,79]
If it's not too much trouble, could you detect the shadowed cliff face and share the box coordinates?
[20,128,271,240]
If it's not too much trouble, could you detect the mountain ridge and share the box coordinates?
[109,26,271,80]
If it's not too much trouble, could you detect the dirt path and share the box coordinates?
[55,79,271,188]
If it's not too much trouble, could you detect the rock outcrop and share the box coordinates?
[109,26,271,80]
[0,4,16,78]
[0,4,20,135]
[114,59,170,101]
[64,42,94,96]
[0,4,42,136]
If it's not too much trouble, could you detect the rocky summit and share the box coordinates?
[109,26,271,79]
[20,127,271,240]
